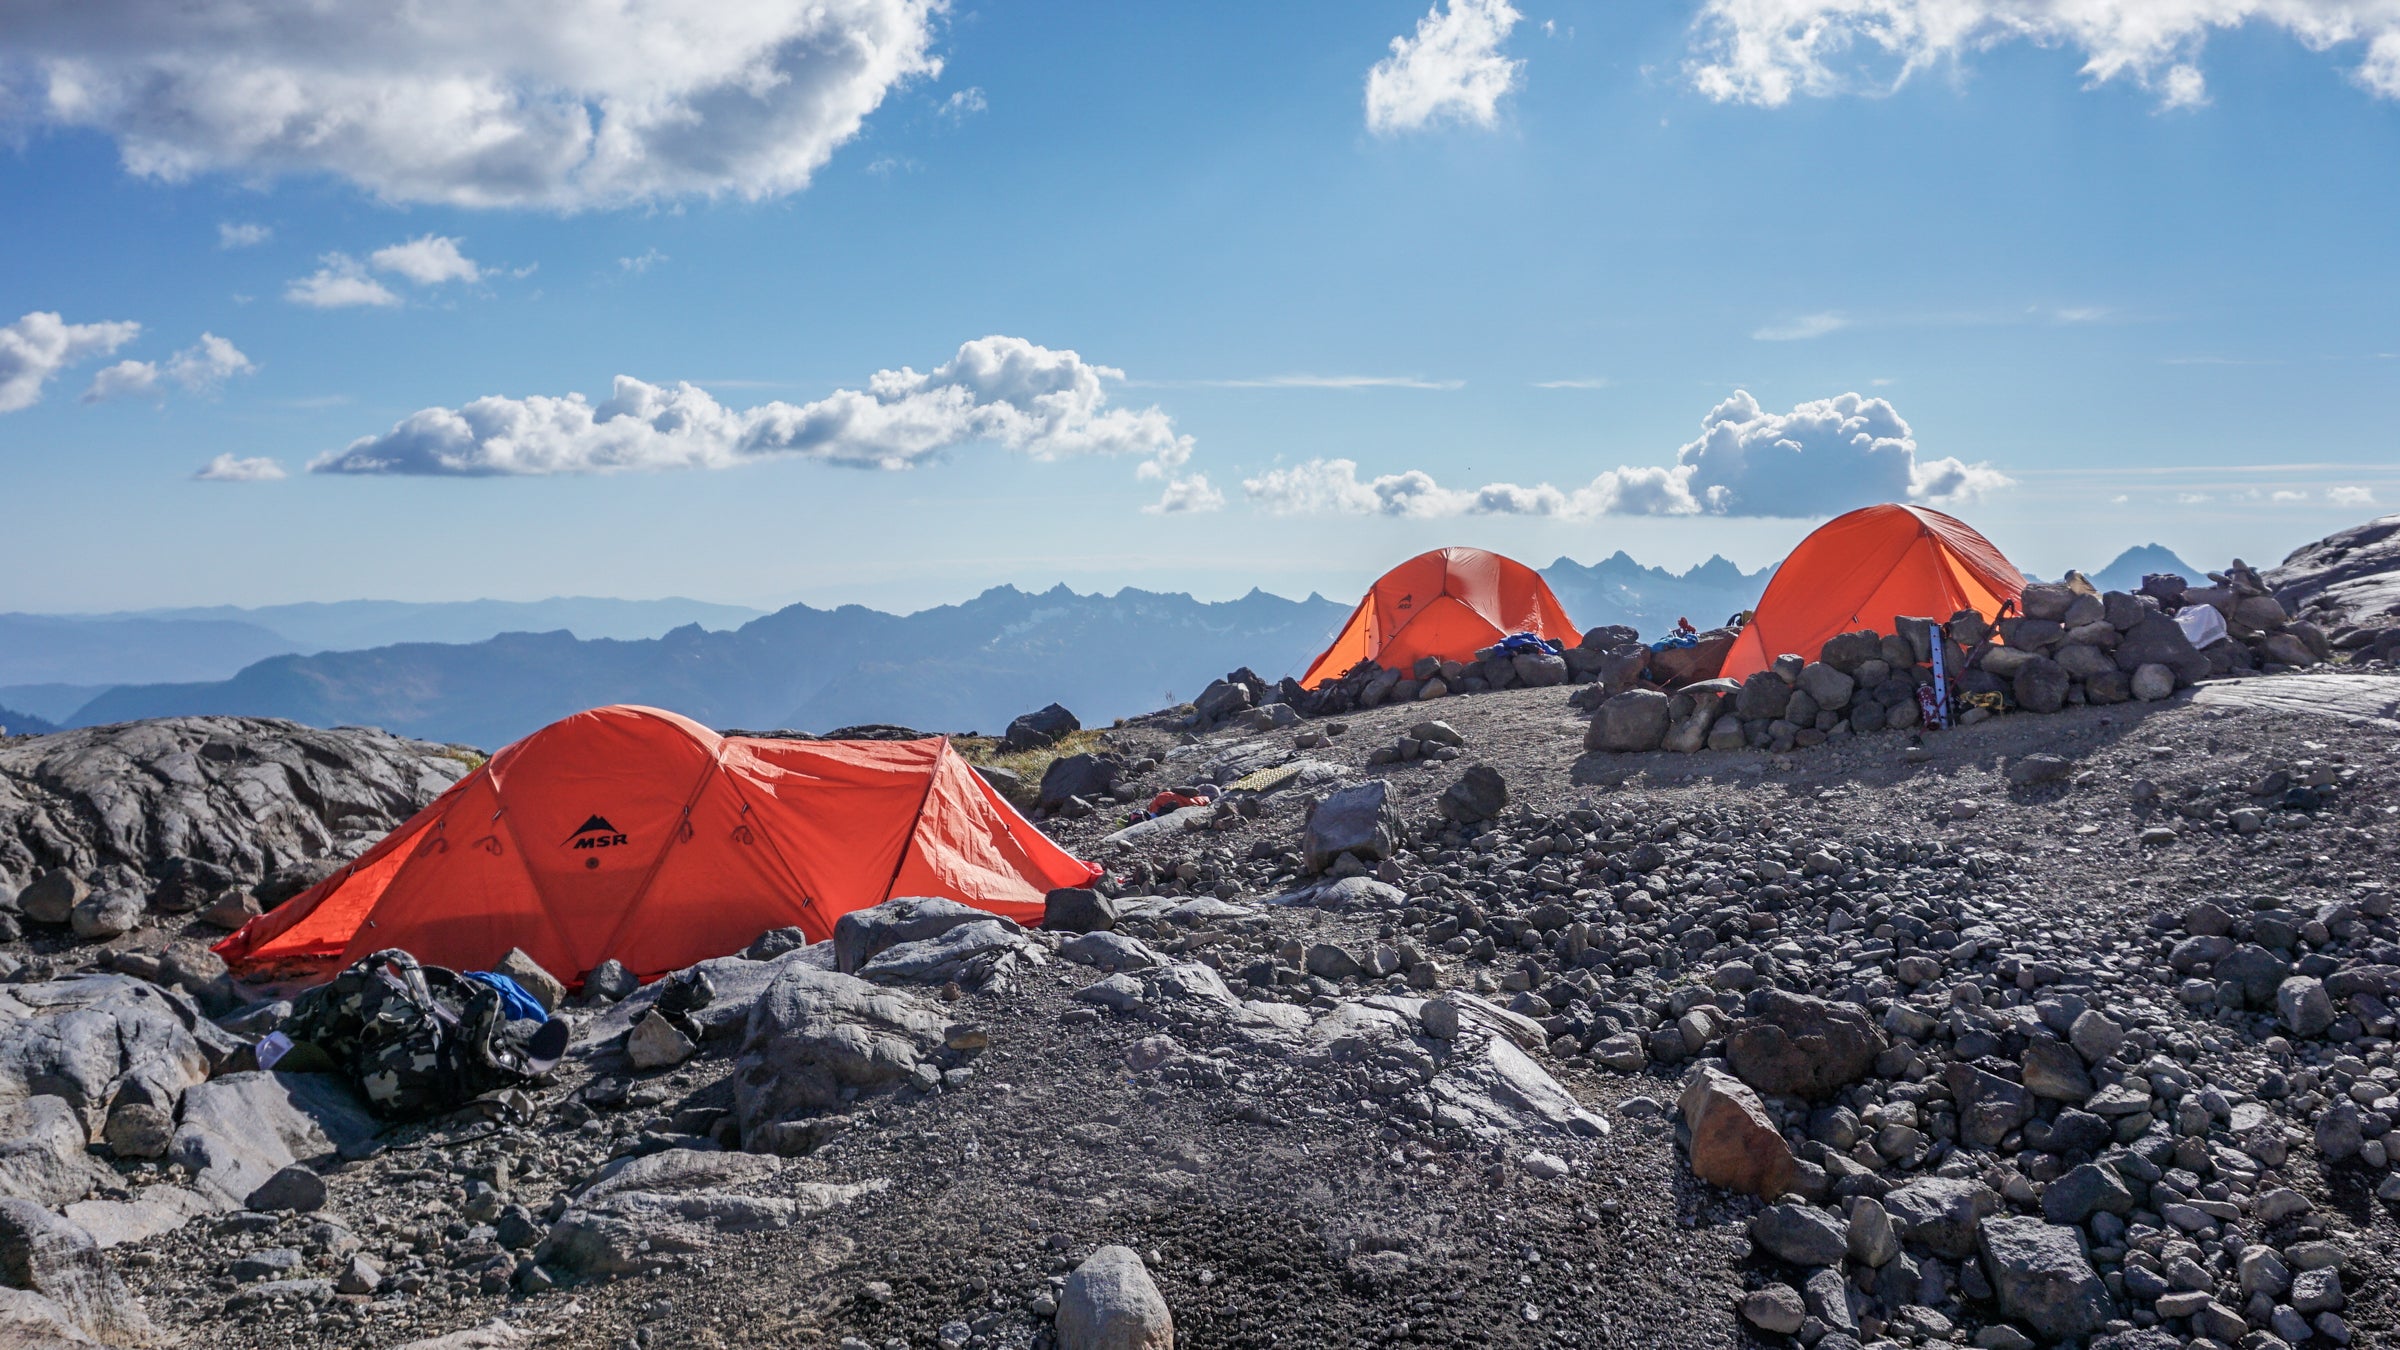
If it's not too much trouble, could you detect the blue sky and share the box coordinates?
[3,0,2396,614]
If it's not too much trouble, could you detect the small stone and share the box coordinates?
[492,948,566,1012]
[1740,1284,1807,1335]
[1750,1203,1848,1267]
[1678,1067,1797,1199]
[244,1165,326,1214]
[2276,976,2334,1037]
[626,1009,697,1070]
[1847,1198,1899,1267]
[2290,1268,2344,1315]
[584,959,639,1002]
[68,890,143,941]
[1418,997,1460,1041]
[337,1253,384,1295]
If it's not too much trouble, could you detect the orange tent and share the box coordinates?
[1299,547,1579,689]
[1720,504,2025,681]
[215,705,1100,986]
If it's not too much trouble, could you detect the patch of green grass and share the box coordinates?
[953,728,1109,804]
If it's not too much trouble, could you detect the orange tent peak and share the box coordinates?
[1720,504,2025,682]
[1300,547,1579,688]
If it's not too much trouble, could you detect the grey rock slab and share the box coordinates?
[0,975,232,1130]
[541,1179,882,1278]
[835,896,1013,975]
[1058,931,1161,974]
[859,919,1036,985]
[60,1187,211,1250]
[169,1071,379,1211]
[732,965,960,1143]
[0,1198,160,1346]
[0,1097,113,1208]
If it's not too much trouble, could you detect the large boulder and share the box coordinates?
[732,965,976,1149]
[2266,511,2400,630]
[1978,1216,2114,1341]
[0,976,237,1132]
[0,716,469,892]
[170,1072,380,1211]
[2113,613,2210,685]
[1303,781,1397,874]
[1057,1246,1174,1350]
[834,897,1009,975]
[1724,992,1886,1101]
[1677,1067,1796,1198]
[1585,690,1670,754]
[1003,703,1080,751]
[1037,753,1124,810]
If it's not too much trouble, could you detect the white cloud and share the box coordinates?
[2272,489,2309,502]
[1686,0,2400,109]
[0,310,142,412]
[194,453,288,482]
[81,332,258,403]
[1243,389,2012,519]
[370,235,481,285]
[2,0,942,209]
[166,332,257,390]
[312,336,1196,482]
[1366,0,1525,134]
[286,255,401,308]
[620,248,668,274]
[2328,485,2377,506]
[1533,377,1611,389]
[1144,474,1225,515]
[81,359,160,403]
[218,221,271,248]
[939,86,987,121]
[1753,311,1849,341]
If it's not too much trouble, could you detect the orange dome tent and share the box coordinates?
[1720,504,2025,682]
[1300,547,1579,689]
[215,705,1100,986]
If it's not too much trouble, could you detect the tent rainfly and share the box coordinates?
[1300,547,1579,689]
[216,704,1100,986]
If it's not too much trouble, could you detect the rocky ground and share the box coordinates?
[1,667,2396,1350]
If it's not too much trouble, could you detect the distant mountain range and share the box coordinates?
[0,597,763,690]
[1542,552,1771,634]
[9,543,2218,749]
[69,586,1353,748]
[2085,544,2208,594]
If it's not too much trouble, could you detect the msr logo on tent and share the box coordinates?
[566,815,629,850]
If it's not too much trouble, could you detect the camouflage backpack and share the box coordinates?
[283,949,561,1119]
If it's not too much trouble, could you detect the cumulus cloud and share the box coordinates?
[1366,0,1526,133]
[311,336,1196,482]
[939,87,987,121]
[194,453,288,482]
[2328,485,2377,506]
[620,248,668,275]
[1144,474,1226,515]
[0,310,141,412]
[370,235,481,285]
[218,221,270,248]
[82,332,258,403]
[1243,389,2011,520]
[286,256,401,309]
[2,0,942,209]
[1686,0,2400,108]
